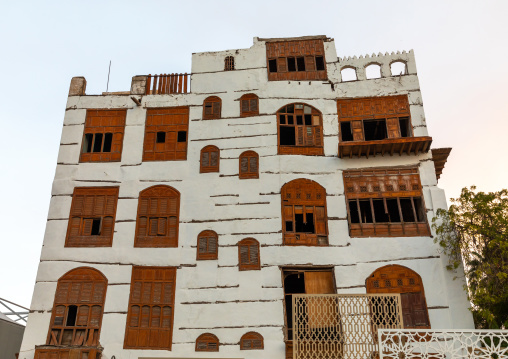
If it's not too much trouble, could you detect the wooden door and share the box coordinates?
[304,271,335,328]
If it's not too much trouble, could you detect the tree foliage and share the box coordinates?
[432,186,508,329]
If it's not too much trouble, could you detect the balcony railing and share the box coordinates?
[378,329,508,359]
[292,294,404,359]
[145,73,190,95]
[34,346,102,359]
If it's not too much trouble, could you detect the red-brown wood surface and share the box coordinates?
[240,93,259,117]
[143,107,189,161]
[196,230,218,260]
[240,332,264,350]
[337,95,410,122]
[195,333,219,351]
[65,187,119,247]
[281,179,328,246]
[34,347,102,359]
[80,109,126,163]
[46,267,107,348]
[145,74,189,95]
[202,96,222,120]
[238,238,260,271]
[366,265,431,329]
[200,145,220,173]
[239,151,259,179]
[124,266,176,350]
[134,185,180,248]
[338,136,433,158]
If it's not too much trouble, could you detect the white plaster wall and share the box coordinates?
[19,37,474,359]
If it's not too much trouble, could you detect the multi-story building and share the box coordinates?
[19,35,475,359]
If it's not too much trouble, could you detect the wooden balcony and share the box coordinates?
[145,73,190,95]
[34,346,102,359]
[338,136,432,159]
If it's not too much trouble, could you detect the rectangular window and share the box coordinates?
[344,167,430,237]
[80,110,126,162]
[124,267,176,350]
[143,107,189,161]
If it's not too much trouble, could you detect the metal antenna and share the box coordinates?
[106,60,112,92]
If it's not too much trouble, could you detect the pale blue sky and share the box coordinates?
[1,0,507,310]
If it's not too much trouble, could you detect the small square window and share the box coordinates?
[177,131,187,142]
[156,132,166,143]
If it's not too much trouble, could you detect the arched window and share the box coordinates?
[224,56,235,71]
[196,333,219,351]
[200,145,220,173]
[277,103,324,156]
[240,332,264,350]
[366,265,430,328]
[391,61,407,76]
[340,67,357,82]
[240,93,259,117]
[281,179,328,246]
[365,63,382,79]
[238,238,260,271]
[46,267,107,347]
[203,96,221,120]
[134,185,180,248]
[239,151,259,179]
[197,230,218,260]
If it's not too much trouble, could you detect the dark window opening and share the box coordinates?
[279,115,286,124]
[66,305,78,326]
[400,198,416,222]
[340,122,353,142]
[413,197,425,222]
[399,117,411,137]
[386,199,401,222]
[103,133,113,152]
[316,56,325,71]
[349,200,360,223]
[280,126,296,146]
[359,200,373,223]
[287,57,296,72]
[91,218,101,235]
[287,115,294,125]
[92,133,103,152]
[296,57,306,71]
[363,119,387,141]
[304,114,312,125]
[285,221,293,232]
[156,132,166,143]
[296,115,303,125]
[286,104,294,113]
[284,273,306,339]
[295,213,315,233]
[269,59,278,73]
[373,199,389,222]
[83,134,93,153]
[177,131,187,142]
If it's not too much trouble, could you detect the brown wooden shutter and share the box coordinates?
[239,151,259,179]
[351,120,364,141]
[196,230,218,260]
[238,238,260,270]
[304,271,335,294]
[202,96,221,120]
[195,333,219,352]
[240,332,264,350]
[305,271,336,328]
[386,118,401,138]
[240,94,259,117]
[200,145,220,173]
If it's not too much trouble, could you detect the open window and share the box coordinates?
[134,185,180,248]
[366,265,430,328]
[281,179,328,246]
[277,103,324,156]
[240,332,264,350]
[46,267,107,348]
[344,167,430,237]
[365,63,382,79]
[80,110,126,162]
[239,151,259,179]
[200,145,220,173]
[197,230,218,260]
[391,61,408,76]
[65,187,119,247]
[143,107,189,161]
[340,67,357,82]
[224,56,235,71]
[240,93,259,117]
[203,96,221,120]
[238,238,260,271]
[195,333,219,352]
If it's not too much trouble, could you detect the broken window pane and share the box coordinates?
[315,56,325,71]
[386,199,401,222]
[287,57,296,72]
[399,117,411,137]
[400,198,416,222]
[279,114,286,124]
[268,59,278,73]
[66,305,77,326]
[363,119,388,141]
[304,114,312,126]
[92,133,103,152]
[359,200,373,223]
[103,133,113,152]
[91,218,101,235]
[83,133,93,153]
[348,200,360,223]
[413,197,426,222]
[280,126,296,146]
[373,199,389,223]
[296,57,306,71]
[341,122,354,142]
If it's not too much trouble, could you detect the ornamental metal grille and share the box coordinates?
[378,329,508,359]
[293,294,403,359]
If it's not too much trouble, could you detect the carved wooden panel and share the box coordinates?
[143,107,189,161]
[366,265,430,329]
[46,267,107,348]
[200,145,220,173]
[239,151,259,179]
[197,230,218,260]
[65,187,119,247]
[134,185,180,248]
[80,109,126,163]
[124,267,176,350]
[240,93,259,117]
[203,96,221,120]
[238,238,260,271]
[195,333,219,351]
[240,332,264,350]
[337,95,410,122]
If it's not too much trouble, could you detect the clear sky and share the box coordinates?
[1,0,507,311]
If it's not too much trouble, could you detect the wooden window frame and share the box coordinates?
[238,238,260,271]
[46,267,107,347]
[203,96,222,120]
[195,333,219,352]
[366,264,430,329]
[200,145,220,173]
[124,266,177,350]
[281,179,328,246]
[143,107,189,161]
[343,167,430,237]
[240,331,264,350]
[277,103,324,156]
[240,93,259,117]
[239,151,259,179]
[224,56,235,71]
[196,230,218,260]
[80,109,126,163]
[65,187,119,247]
[134,185,180,248]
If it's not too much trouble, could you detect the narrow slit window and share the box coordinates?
[287,57,296,72]
[92,133,103,152]
[341,122,354,142]
[315,56,325,71]
[66,305,78,326]
[91,218,101,235]
[268,59,278,73]
[177,131,186,143]
[296,57,306,71]
[83,133,93,153]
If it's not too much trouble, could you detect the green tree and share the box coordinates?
[432,186,508,329]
